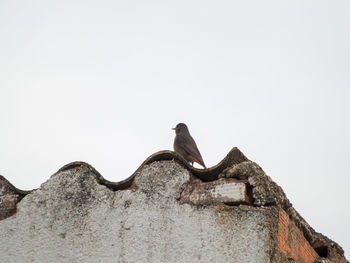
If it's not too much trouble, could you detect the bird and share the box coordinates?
[172,123,206,168]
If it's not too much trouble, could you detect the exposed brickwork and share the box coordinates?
[0,176,30,220]
[285,207,349,263]
[222,161,349,263]
[278,209,318,263]
[0,194,21,220]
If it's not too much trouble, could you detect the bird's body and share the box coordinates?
[173,123,206,168]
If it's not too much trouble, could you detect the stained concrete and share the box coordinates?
[0,152,348,263]
[1,161,275,263]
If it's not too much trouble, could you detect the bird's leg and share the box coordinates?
[191,162,194,166]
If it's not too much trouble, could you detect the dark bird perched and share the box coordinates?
[173,123,206,168]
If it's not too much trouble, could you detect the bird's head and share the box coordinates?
[172,123,189,135]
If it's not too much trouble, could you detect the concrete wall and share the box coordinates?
[0,149,348,263]
[0,161,275,263]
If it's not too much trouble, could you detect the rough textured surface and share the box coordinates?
[220,161,348,263]
[0,148,348,263]
[220,161,291,208]
[1,161,274,263]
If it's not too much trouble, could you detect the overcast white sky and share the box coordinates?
[1,0,349,259]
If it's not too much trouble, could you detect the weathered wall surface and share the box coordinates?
[0,148,348,263]
[1,161,273,263]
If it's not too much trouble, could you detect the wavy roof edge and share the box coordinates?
[3,147,248,194]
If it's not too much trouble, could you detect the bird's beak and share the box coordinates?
[172,128,176,130]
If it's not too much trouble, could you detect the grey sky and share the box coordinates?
[1,0,349,258]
